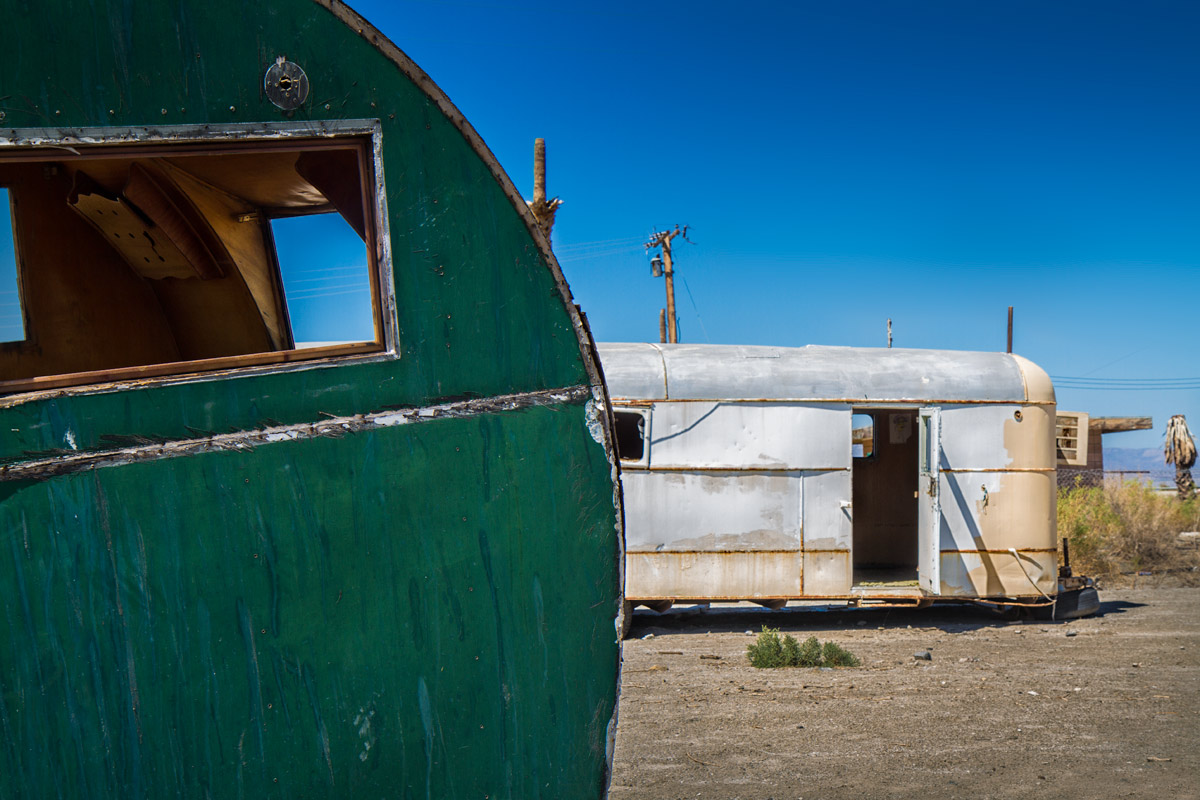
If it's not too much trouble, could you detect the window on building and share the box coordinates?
[852,413,874,458]
[0,129,386,394]
[613,410,648,463]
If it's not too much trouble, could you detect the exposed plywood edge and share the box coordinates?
[1,384,591,482]
[312,2,603,388]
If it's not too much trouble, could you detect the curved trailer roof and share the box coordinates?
[599,342,1055,405]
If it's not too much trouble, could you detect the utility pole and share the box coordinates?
[529,138,561,244]
[1006,306,1014,354]
[646,225,689,343]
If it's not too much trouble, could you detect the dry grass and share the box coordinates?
[1058,479,1200,577]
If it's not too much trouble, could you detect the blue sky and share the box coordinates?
[352,0,1198,451]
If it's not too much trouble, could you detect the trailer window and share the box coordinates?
[613,410,648,463]
[852,413,875,458]
[0,188,23,343]
[0,129,387,395]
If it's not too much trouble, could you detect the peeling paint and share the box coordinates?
[2,386,591,482]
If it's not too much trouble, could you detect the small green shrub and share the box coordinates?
[746,627,860,669]
[747,626,787,667]
[821,640,861,667]
[780,633,801,666]
[797,635,823,667]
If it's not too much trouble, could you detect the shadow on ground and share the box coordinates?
[625,597,1144,638]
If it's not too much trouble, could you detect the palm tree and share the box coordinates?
[1164,415,1197,500]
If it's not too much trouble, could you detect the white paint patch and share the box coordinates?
[353,704,377,763]
[585,398,606,445]
[65,430,77,450]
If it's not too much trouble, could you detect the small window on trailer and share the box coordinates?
[613,409,649,464]
[852,412,875,458]
[0,124,391,395]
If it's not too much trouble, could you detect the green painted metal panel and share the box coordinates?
[0,1,622,797]
[1,408,618,797]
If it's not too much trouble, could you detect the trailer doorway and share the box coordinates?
[851,409,919,587]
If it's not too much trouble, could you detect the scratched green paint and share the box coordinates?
[0,1,620,797]
[1,408,618,797]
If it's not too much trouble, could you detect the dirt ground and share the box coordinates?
[608,586,1199,800]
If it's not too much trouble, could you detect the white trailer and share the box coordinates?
[599,342,1097,626]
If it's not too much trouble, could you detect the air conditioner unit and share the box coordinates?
[1055,411,1090,467]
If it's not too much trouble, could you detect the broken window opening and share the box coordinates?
[0,188,24,343]
[613,410,648,463]
[0,130,388,395]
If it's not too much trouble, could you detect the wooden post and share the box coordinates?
[662,238,677,343]
[645,225,688,343]
[887,318,892,348]
[528,138,560,243]
[533,138,546,206]
[1007,306,1013,353]
[659,309,667,343]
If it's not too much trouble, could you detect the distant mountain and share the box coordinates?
[1103,446,1174,482]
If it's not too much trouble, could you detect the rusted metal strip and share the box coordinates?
[1,385,591,481]
[623,465,849,474]
[609,397,1056,406]
[940,467,1055,473]
[628,548,812,555]
[939,548,1058,554]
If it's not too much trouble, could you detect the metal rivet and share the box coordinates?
[1013,410,1023,421]
[229,106,237,113]
[108,109,115,116]
[160,108,167,115]
[54,110,61,116]
[0,111,6,121]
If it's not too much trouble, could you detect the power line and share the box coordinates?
[679,274,711,344]
[553,235,645,253]
[556,245,643,264]
[1053,384,1200,391]
[1051,374,1200,383]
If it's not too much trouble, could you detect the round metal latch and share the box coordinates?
[264,58,309,110]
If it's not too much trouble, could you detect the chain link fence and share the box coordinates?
[1057,468,1175,490]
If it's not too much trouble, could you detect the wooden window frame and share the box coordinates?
[0,121,396,398]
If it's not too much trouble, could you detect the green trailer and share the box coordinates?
[0,2,623,797]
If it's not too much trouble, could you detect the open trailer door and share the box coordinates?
[917,407,942,594]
